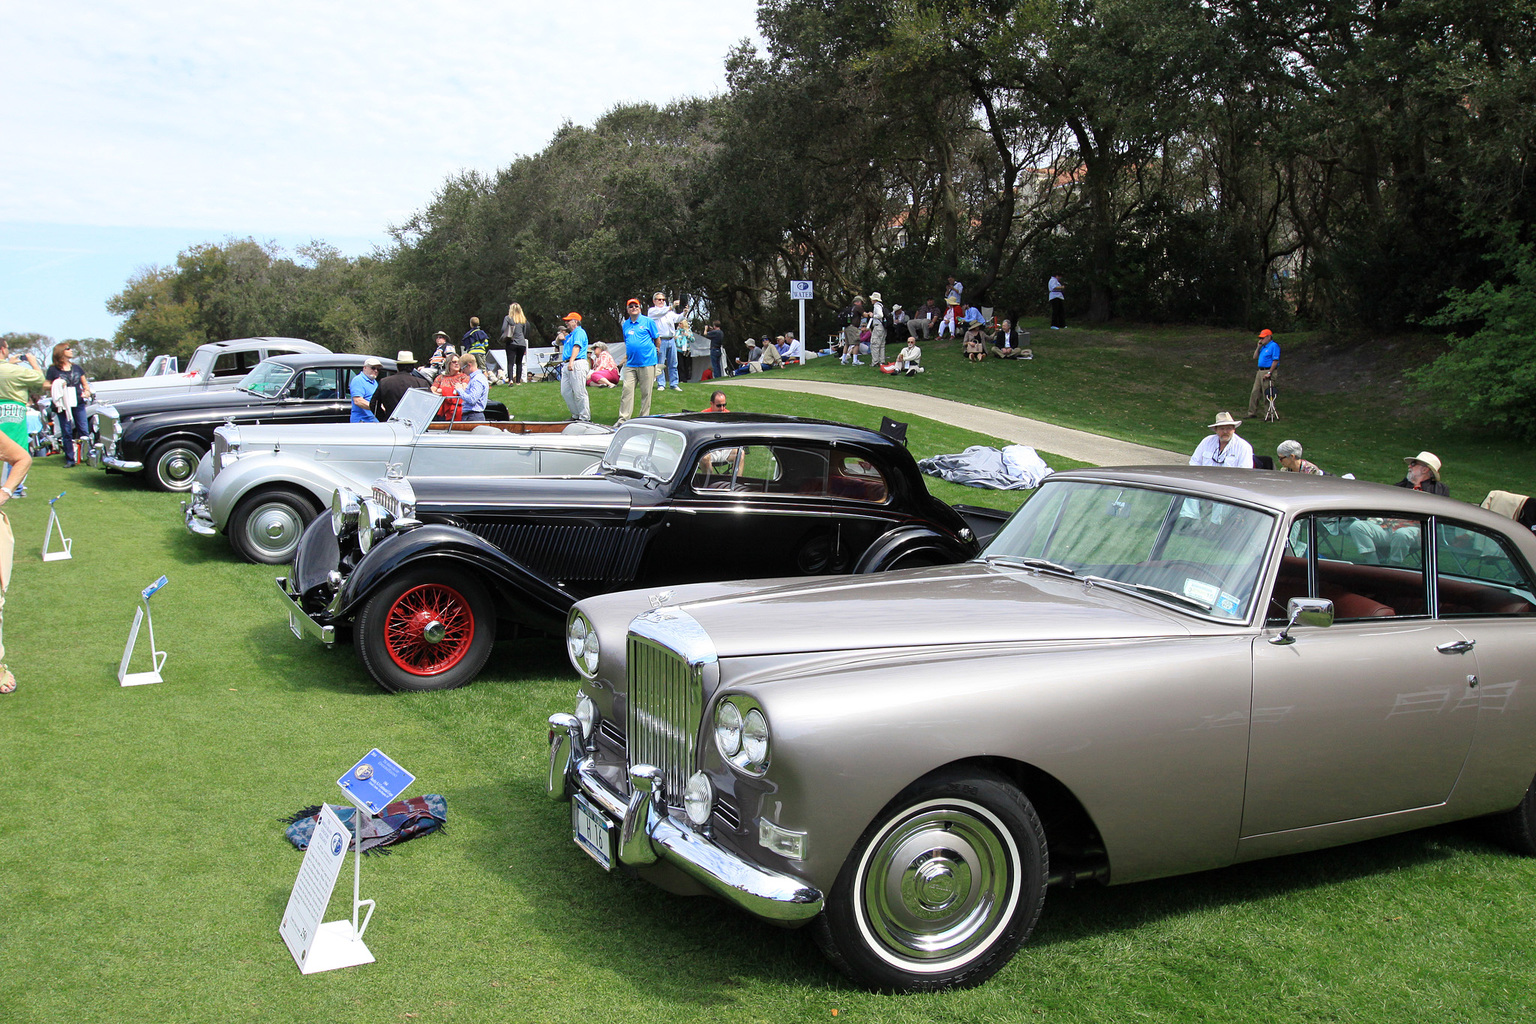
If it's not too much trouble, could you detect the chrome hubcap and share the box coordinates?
[246,502,304,555]
[859,800,1018,968]
[422,619,446,643]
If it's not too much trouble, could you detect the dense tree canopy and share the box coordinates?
[96,0,1536,431]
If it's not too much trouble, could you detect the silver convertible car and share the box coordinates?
[548,467,1536,991]
[185,388,613,563]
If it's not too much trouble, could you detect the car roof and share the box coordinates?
[640,412,899,450]
[261,353,397,369]
[206,337,328,352]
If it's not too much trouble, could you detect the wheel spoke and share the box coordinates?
[382,583,476,675]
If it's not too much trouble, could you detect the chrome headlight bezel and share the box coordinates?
[357,499,393,554]
[566,609,600,678]
[714,695,770,776]
[331,487,361,537]
[574,692,597,739]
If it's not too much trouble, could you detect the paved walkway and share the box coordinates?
[720,378,1186,466]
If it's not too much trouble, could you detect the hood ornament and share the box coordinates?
[385,462,405,481]
[648,590,673,609]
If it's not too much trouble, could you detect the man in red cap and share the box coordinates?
[559,312,591,422]
[1246,329,1281,419]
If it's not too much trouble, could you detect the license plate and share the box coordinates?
[572,792,616,871]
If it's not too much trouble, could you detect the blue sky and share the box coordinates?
[3,0,762,343]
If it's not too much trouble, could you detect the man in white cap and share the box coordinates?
[1189,411,1254,468]
[350,357,383,423]
[868,292,887,366]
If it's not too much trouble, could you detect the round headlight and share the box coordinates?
[566,611,600,678]
[358,500,392,554]
[575,693,596,739]
[714,700,743,758]
[742,709,769,768]
[683,771,714,827]
[331,488,360,536]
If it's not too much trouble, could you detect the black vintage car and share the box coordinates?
[276,414,1004,692]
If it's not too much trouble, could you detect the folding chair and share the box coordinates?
[1263,378,1280,421]
[879,417,909,447]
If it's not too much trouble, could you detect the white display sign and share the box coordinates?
[789,280,814,300]
[118,576,169,687]
[42,491,71,561]
[279,803,375,974]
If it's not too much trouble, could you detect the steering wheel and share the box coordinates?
[1154,559,1225,587]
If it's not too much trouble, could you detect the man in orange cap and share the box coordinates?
[559,312,591,421]
[1246,328,1281,419]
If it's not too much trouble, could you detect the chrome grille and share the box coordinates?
[626,634,703,808]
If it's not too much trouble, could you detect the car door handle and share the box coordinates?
[1436,639,1476,654]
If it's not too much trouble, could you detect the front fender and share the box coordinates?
[337,524,574,631]
[209,456,356,530]
[852,525,971,574]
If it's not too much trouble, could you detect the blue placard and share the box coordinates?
[141,575,168,601]
[337,748,415,814]
[49,491,65,506]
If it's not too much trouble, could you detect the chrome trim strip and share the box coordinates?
[629,607,719,667]
[273,576,336,646]
[103,456,144,472]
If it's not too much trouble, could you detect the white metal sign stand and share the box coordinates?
[42,491,71,561]
[279,749,415,975]
[280,803,374,974]
[790,280,813,355]
[118,575,168,686]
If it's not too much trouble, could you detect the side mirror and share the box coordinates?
[1270,596,1334,646]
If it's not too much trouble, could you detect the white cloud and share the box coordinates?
[4,0,762,237]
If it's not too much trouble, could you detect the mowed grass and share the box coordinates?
[1,372,1532,1022]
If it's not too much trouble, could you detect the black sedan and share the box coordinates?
[277,414,1002,692]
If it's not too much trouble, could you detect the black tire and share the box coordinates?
[813,766,1048,992]
[228,489,321,565]
[147,440,205,493]
[355,566,496,693]
[1489,774,1536,855]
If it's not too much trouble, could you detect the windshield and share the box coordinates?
[388,386,444,430]
[984,480,1276,620]
[600,423,688,483]
[237,360,297,398]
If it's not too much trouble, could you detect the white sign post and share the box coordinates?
[118,575,169,686]
[790,280,813,354]
[42,491,71,562]
[279,749,416,975]
[279,803,375,974]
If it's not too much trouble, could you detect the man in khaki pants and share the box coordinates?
[1246,329,1280,419]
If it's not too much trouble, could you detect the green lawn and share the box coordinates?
[2,357,1533,1022]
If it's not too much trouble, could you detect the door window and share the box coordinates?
[1269,514,1429,621]
[297,368,341,400]
[1435,522,1536,616]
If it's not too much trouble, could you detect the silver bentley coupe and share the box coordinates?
[548,466,1536,991]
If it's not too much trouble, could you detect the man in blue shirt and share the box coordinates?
[350,358,382,423]
[459,353,489,421]
[1246,329,1281,419]
[618,298,659,425]
[559,312,591,422]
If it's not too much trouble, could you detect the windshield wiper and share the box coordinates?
[1081,575,1213,612]
[988,555,1078,578]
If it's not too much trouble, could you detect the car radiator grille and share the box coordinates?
[467,523,646,582]
[626,634,703,808]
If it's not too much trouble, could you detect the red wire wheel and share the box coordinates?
[383,583,476,674]
[357,568,497,692]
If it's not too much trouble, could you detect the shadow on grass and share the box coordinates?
[454,777,846,1001]
[1030,825,1469,948]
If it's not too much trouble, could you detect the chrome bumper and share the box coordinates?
[90,443,142,472]
[182,497,217,536]
[547,712,824,923]
[274,576,336,646]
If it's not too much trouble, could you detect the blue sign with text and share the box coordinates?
[141,575,168,601]
[337,749,415,814]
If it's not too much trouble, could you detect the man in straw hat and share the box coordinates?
[1395,451,1448,496]
[1348,451,1448,563]
[1189,411,1254,468]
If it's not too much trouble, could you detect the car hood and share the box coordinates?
[101,387,276,419]
[219,421,402,450]
[621,562,1201,659]
[408,473,639,511]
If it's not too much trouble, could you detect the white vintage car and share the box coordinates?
[184,388,614,563]
[89,337,329,408]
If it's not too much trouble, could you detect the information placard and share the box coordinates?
[789,280,814,300]
[279,804,362,972]
[337,749,415,814]
[42,492,72,562]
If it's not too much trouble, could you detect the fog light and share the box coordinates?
[683,771,714,827]
[575,693,596,739]
[758,818,807,861]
